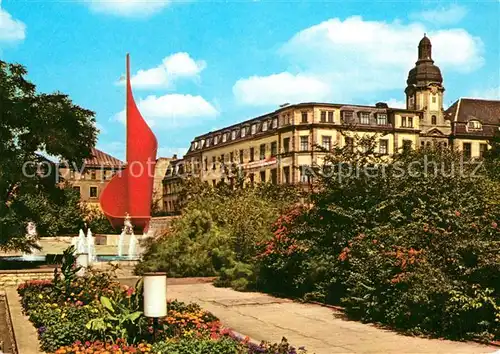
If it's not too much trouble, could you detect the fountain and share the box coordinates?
[87,229,96,264]
[72,229,87,255]
[128,232,137,260]
[117,213,138,259]
[21,222,44,261]
[3,216,141,266]
[118,230,125,258]
[69,228,96,265]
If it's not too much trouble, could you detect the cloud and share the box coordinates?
[85,0,170,17]
[385,98,406,109]
[233,72,331,106]
[468,87,500,100]
[410,5,467,25]
[0,1,26,42]
[234,16,484,106]
[157,147,188,158]
[113,94,218,129]
[123,52,206,90]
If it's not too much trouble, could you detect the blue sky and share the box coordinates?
[1,0,499,160]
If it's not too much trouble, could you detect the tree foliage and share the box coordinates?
[256,137,500,341]
[136,180,302,286]
[0,60,98,250]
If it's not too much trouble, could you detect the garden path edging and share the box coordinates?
[5,288,42,354]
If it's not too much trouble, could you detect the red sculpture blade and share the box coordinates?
[100,54,158,231]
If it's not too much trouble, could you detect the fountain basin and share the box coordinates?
[1,255,140,265]
[95,255,140,262]
[5,255,47,262]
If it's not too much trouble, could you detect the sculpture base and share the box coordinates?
[107,216,151,233]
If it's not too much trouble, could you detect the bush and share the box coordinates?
[253,142,500,341]
[136,181,301,284]
[39,305,97,353]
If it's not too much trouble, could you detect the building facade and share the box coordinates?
[182,102,421,186]
[163,155,185,214]
[152,157,173,212]
[59,148,125,208]
[447,98,500,159]
[163,35,499,213]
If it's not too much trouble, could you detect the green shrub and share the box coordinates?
[215,262,257,291]
[38,305,97,352]
[136,181,301,282]
[86,296,144,344]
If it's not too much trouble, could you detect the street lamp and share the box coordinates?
[143,272,167,341]
[75,253,88,277]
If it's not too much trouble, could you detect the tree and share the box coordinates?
[255,137,500,340]
[484,128,500,180]
[0,60,98,250]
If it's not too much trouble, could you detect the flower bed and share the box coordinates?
[18,246,308,353]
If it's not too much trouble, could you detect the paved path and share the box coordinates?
[168,283,498,354]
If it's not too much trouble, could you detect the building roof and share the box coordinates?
[84,148,124,168]
[446,98,500,138]
[190,101,419,141]
[407,34,443,86]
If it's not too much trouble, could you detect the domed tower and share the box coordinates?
[405,34,450,139]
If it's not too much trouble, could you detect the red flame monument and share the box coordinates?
[100,55,158,232]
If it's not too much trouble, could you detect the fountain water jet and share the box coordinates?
[73,229,87,255]
[21,222,43,261]
[117,213,137,259]
[128,233,137,259]
[118,229,125,257]
[87,229,96,264]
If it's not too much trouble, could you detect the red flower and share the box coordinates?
[338,247,350,261]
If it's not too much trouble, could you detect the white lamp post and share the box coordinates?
[143,272,167,341]
[76,253,88,277]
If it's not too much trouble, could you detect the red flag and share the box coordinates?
[100,54,158,231]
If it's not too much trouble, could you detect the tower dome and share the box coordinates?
[406,34,443,86]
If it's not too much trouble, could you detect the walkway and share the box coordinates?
[167,283,498,354]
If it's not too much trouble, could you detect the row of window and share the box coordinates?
[192,117,280,150]
[201,136,400,172]
[73,186,98,198]
[466,120,483,131]
[68,169,117,181]
[179,137,418,175]
[401,116,414,128]
[202,135,336,171]
[210,168,282,186]
[341,111,389,126]
[164,200,178,211]
[190,110,408,151]
[192,110,477,153]
[164,183,181,195]
[462,142,488,159]
[407,93,438,110]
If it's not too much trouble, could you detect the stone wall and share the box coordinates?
[0,261,138,288]
[147,216,178,237]
[0,269,53,288]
